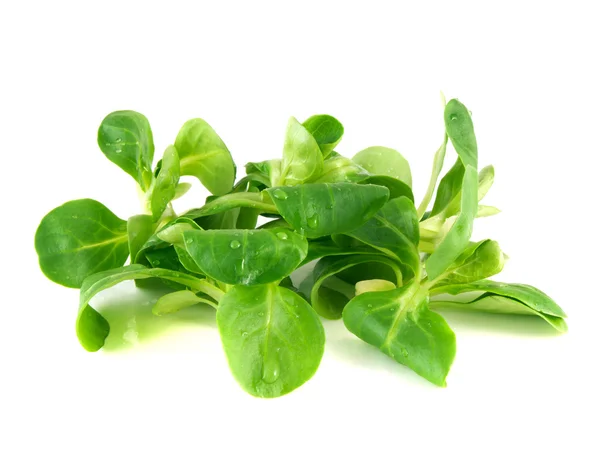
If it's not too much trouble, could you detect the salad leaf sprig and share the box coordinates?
[35,100,567,397]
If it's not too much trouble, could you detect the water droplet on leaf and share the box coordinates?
[401,348,409,358]
[307,214,319,229]
[241,331,249,337]
[262,360,280,384]
[230,240,241,249]
[276,232,288,240]
[115,149,122,153]
[272,189,288,200]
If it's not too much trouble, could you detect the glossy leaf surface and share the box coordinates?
[97,110,155,190]
[302,114,344,157]
[266,183,389,239]
[343,282,456,386]
[175,118,235,195]
[35,199,129,288]
[183,228,307,285]
[353,146,412,187]
[217,284,325,397]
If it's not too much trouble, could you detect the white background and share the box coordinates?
[1,1,598,449]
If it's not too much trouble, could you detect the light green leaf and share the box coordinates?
[352,146,412,187]
[417,134,448,218]
[149,145,180,221]
[97,110,155,190]
[433,240,505,286]
[343,282,456,386]
[217,284,325,397]
[153,289,219,316]
[77,265,210,351]
[311,152,369,183]
[127,214,154,263]
[183,192,277,220]
[173,182,192,200]
[279,117,323,186]
[35,199,129,288]
[175,118,236,195]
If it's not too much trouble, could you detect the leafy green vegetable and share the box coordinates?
[353,146,413,187]
[77,265,212,351]
[266,183,389,238]
[149,145,180,221]
[127,214,154,263]
[310,254,403,319]
[35,199,129,288]
[430,280,567,332]
[302,114,344,157]
[346,196,420,277]
[279,117,323,186]
[343,281,456,386]
[175,118,236,195]
[97,110,155,190]
[217,284,325,398]
[36,97,568,397]
[183,228,308,285]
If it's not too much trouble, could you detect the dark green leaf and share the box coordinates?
[346,196,420,276]
[97,110,155,190]
[310,255,403,319]
[425,165,478,279]
[430,280,567,332]
[360,175,414,202]
[183,228,308,285]
[266,182,389,239]
[35,199,129,288]
[444,99,477,168]
[430,158,465,217]
[302,115,344,158]
[217,284,325,397]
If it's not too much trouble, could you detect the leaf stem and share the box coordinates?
[417,134,448,218]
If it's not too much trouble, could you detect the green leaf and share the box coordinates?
[183,228,308,285]
[430,280,567,332]
[426,165,478,280]
[266,182,389,239]
[433,239,505,285]
[303,239,381,265]
[153,289,219,316]
[310,255,403,319]
[302,114,344,158]
[35,199,129,288]
[279,117,323,185]
[437,165,495,219]
[430,158,465,217]
[359,175,414,202]
[245,159,281,187]
[217,284,325,397]
[77,265,210,351]
[346,196,420,277]
[183,192,278,220]
[416,134,448,218]
[127,214,154,263]
[355,279,396,295]
[173,182,192,200]
[149,145,180,221]
[311,152,370,183]
[343,282,456,386]
[97,110,155,190]
[175,118,236,195]
[444,99,478,168]
[352,146,412,187]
